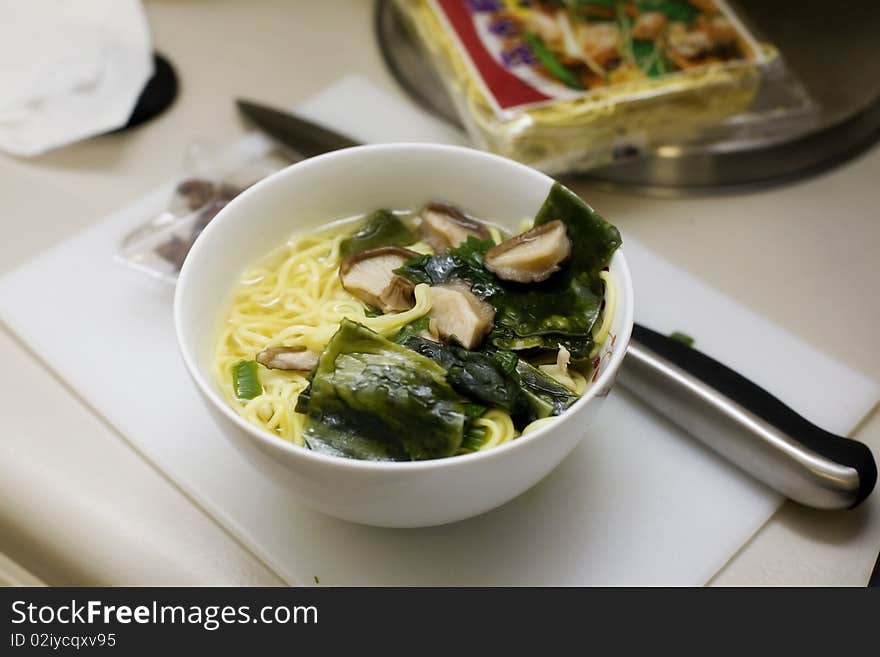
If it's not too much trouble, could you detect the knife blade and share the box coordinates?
[237,99,359,158]
[236,99,876,510]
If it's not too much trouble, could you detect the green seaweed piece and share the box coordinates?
[492,350,519,377]
[399,336,579,429]
[300,320,465,461]
[339,209,416,258]
[532,182,621,287]
[395,236,498,296]
[494,182,621,357]
[490,183,621,358]
[401,336,522,413]
[515,360,580,419]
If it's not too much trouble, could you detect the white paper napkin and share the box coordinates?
[0,0,153,157]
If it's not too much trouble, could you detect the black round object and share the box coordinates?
[116,53,178,132]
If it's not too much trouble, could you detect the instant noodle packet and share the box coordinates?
[393,0,774,173]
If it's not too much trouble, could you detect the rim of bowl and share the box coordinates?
[175,142,634,473]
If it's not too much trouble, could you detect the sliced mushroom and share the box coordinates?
[483,220,571,283]
[703,16,738,45]
[576,21,620,65]
[428,281,495,349]
[631,12,668,40]
[339,246,419,313]
[667,22,712,60]
[256,346,320,371]
[419,202,490,253]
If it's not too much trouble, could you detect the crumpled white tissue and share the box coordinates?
[0,0,154,157]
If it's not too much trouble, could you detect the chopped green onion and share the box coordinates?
[232,360,262,400]
[461,426,488,453]
[463,403,488,419]
[524,32,585,90]
[669,331,695,347]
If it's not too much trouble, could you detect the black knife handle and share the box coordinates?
[619,323,876,509]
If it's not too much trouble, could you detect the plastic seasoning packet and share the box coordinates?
[392,0,812,174]
[115,140,293,283]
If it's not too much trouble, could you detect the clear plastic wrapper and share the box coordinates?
[393,0,783,173]
[116,141,291,282]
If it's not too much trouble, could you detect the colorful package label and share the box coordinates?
[429,0,764,116]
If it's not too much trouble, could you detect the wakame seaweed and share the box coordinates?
[395,236,499,298]
[400,335,578,429]
[515,359,579,419]
[299,320,466,461]
[397,183,621,358]
[339,209,416,258]
[401,336,522,414]
[492,181,621,357]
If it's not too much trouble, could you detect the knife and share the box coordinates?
[237,100,359,158]
[237,99,877,510]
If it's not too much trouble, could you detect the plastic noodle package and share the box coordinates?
[393,0,776,173]
[116,141,292,282]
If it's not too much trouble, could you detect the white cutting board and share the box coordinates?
[1,77,877,585]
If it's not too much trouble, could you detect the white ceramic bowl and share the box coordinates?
[175,143,633,528]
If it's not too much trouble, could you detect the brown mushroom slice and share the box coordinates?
[483,220,572,283]
[339,246,419,313]
[256,346,320,371]
[667,22,712,60]
[704,16,738,45]
[577,21,621,65]
[419,202,490,253]
[631,12,667,40]
[428,282,495,349]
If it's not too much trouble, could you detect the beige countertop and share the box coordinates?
[1,0,878,586]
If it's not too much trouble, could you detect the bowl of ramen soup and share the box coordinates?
[175,143,633,527]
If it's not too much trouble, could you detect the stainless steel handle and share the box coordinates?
[618,324,876,509]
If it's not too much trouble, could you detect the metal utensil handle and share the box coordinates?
[619,324,877,509]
